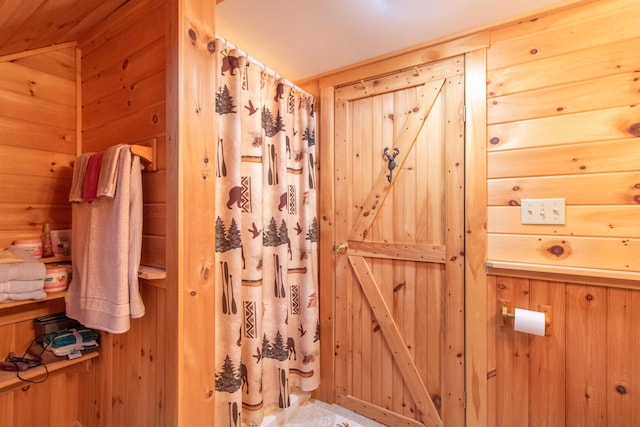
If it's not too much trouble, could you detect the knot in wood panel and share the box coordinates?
[393,282,406,293]
[546,245,564,257]
[543,240,570,260]
[201,266,210,280]
[188,28,197,44]
[628,122,640,137]
[372,321,380,333]
[432,394,442,410]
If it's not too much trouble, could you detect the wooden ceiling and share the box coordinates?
[0,0,128,58]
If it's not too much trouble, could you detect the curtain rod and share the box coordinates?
[215,35,311,97]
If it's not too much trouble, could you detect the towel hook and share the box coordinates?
[383,147,400,182]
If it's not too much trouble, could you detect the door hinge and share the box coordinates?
[463,104,467,123]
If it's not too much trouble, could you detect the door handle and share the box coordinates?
[334,242,348,254]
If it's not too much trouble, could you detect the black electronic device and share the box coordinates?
[33,312,81,338]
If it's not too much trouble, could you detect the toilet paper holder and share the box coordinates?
[498,300,552,336]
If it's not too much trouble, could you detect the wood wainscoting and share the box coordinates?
[488,273,640,427]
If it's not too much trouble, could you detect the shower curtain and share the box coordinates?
[213,39,320,427]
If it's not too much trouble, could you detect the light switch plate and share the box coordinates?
[520,198,565,225]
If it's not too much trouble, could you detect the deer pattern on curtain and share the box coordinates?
[213,41,320,427]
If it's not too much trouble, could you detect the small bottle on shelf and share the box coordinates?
[42,223,54,258]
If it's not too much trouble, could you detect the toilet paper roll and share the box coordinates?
[513,308,546,336]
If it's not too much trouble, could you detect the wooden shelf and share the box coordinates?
[39,260,166,280]
[38,255,71,264]
[0,266,164,313]
[0,351,98,393]
[486,260,640,290]
[0,291,65,311]
[138,265,166,280]
[20,260,164,280]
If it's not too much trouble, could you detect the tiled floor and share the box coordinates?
[260,394,386,427]
[304,400,387,427]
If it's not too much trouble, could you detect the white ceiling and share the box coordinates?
[216,0,569,82]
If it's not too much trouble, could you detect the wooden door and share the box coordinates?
[333,56,465,427]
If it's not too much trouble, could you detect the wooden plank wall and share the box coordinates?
[165,0,218,424]
[486,0,640,271]
[76,0,168,426]
[486,0,640,425]
[0,45,86,427]
[0,46,75,248]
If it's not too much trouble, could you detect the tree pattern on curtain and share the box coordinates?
[213,42,320,427]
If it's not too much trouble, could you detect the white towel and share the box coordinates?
[0,279,44,293]
[69,152,94,203]
[0,247,46,282]
[65,148,145,333]
[0,290,47,302]
[128,155,145,319]
[97,144,128,198]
